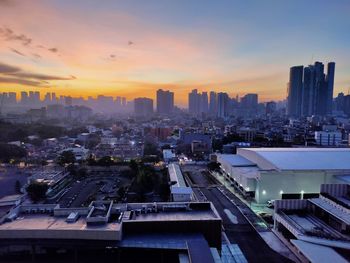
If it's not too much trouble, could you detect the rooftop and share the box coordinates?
[237,148,350,170]
[168,163,187,187]
[217,154,256,167]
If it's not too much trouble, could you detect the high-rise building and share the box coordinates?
[156,89,174,115]
[21,91,28,105]
[217,92,229,118]
[287,65,304,117]
[200,92,209,114]
[188,90,209,115]
[326,62,335,115]
[209,91,217,116]
[134,97,153,117]
[188,89,200,115]
[288,61,335,117]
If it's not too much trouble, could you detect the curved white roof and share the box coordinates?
[237,148,350,171]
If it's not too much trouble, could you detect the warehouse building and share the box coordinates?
[216,148,350,204]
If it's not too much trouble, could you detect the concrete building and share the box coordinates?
[315,131,342,146]
[156,89,174,115]
[274,184,350,263]
[168,163,193,202]
[134,97,153,117]
[0,201,221,262]
[216,148,350,204]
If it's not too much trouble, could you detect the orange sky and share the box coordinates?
[0,1,349,107]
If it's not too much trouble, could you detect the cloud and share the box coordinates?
[6,71,76,80]
[9,48,26,56]
[48,47,58,53]
[0,62,20,73]
[0,76,46,87]
[0,27,32,46]
[0,61,76,87]
[32,53,41,59]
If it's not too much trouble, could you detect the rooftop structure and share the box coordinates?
[0,201,221,262]
[168,163,193,201]
[274,184,350,262]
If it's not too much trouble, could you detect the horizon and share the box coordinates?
[1,0,350,107]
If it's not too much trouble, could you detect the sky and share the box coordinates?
[0,0,350,106]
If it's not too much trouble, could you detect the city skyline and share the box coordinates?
[1,1,350,107]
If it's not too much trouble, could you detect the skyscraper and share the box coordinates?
[134,97,153,117]
[209,91,217,116]
[200,92,209,114]
[156,89,174,115]
[326,62,335,115]
[188,89,200,115]
[287,66,304,117]
[290,61,335,117]
[217,92,229,118]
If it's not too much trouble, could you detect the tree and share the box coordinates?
[0,143,27,162]
[207,162,220,171]
[97,156,115,166]
[57,150,76,166]
[26,182,48,203]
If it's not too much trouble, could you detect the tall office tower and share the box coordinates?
[241,93,258,109]
[287,65,303,117]
[326,62,335,115]
[44,92,52,104]
[209,91,217,115]
[200,92,209,113]
[188,89,200,115]
[8,92,16,104]
[116,96,121,107]
[51,93,57,103]
[301,66,313,116]
[65,96,73,106]
[122,97,126,107]
[217,92,229,118]
[28,91,35,105]
[156,89,174,114]
[32,91,40,105]
[134,97,153,116]
[21,91,28,105]
[313,61,327,116]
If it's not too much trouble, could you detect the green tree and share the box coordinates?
[57,150,76,166]
[26,182,48,203]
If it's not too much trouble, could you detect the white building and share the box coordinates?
[216,148,350,204]
[168,163,193,202]
[314,131,342,146]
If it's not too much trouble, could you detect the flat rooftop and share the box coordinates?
[168,163,187,187]
[131,210,218,222]
[0,214,121,231]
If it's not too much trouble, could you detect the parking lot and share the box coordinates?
[49,169,131,208]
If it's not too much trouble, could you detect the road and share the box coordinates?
[183,165,292,263]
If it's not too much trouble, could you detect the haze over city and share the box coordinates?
[1,0,350,106]
[1,1,350,263]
